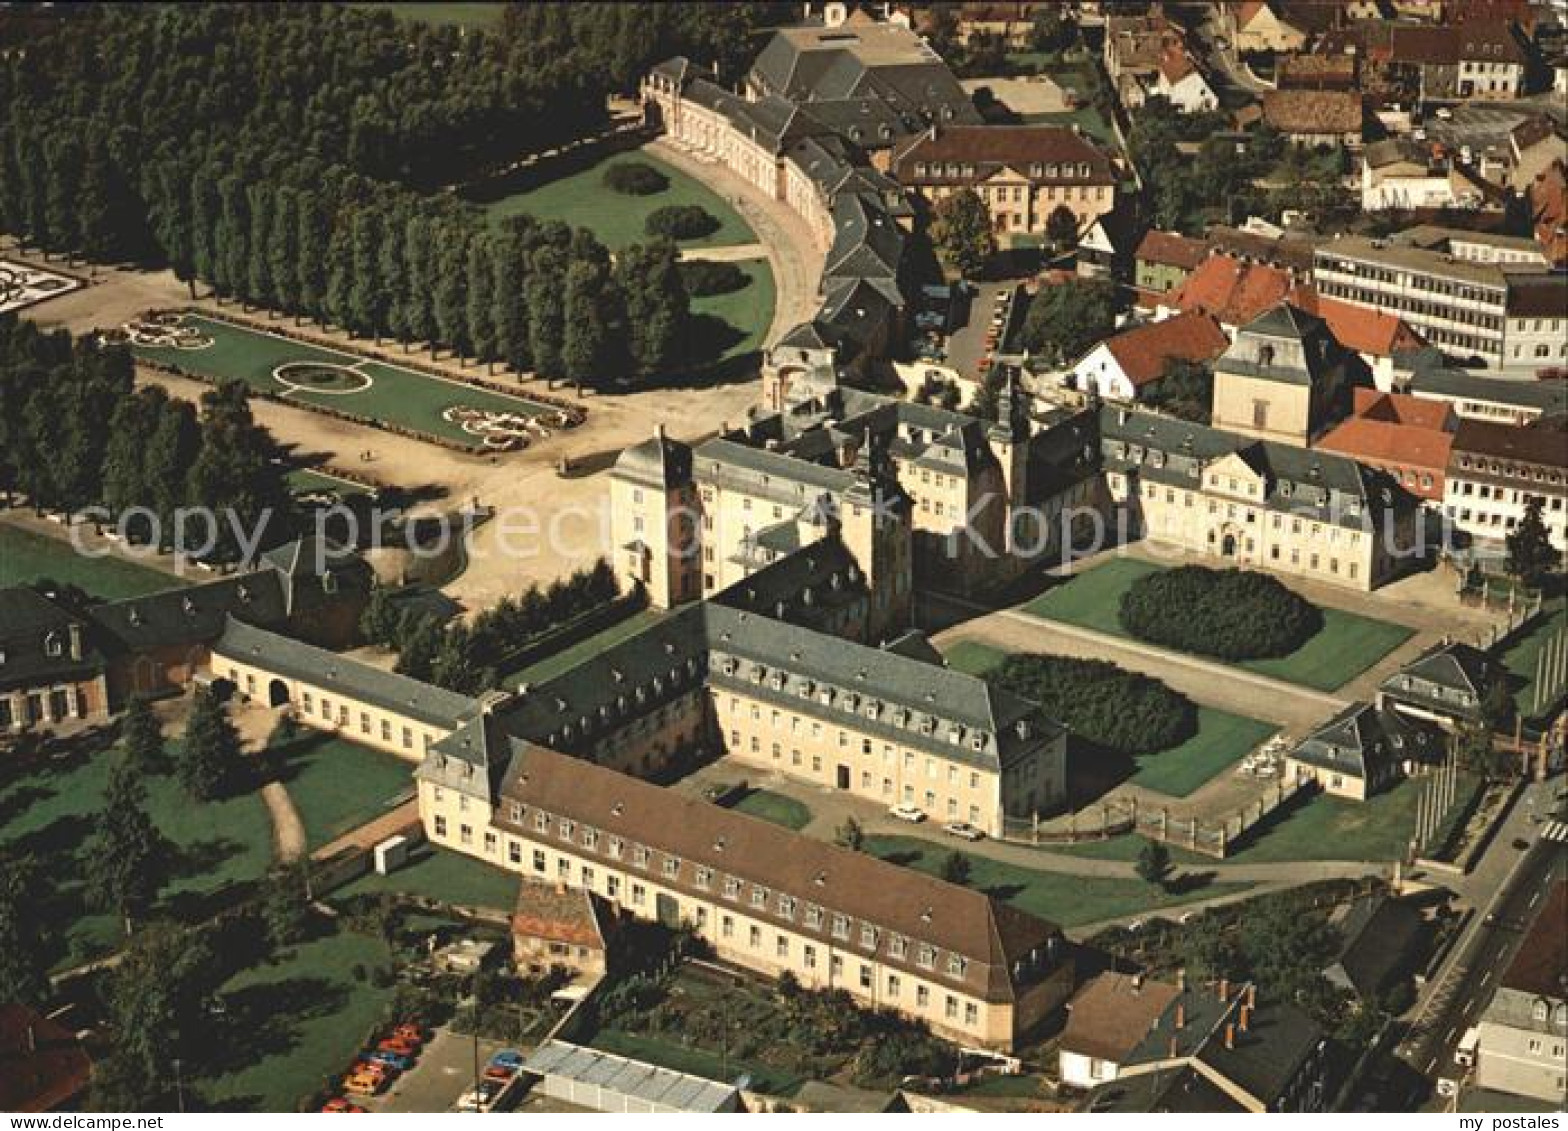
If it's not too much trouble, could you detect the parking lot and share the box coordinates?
[944,281,1023,382]
[359,1027,516,1113]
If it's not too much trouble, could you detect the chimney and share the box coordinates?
[1219,977,1229,1002]
[68,622,82,662]
[1176,967,1187,992]
[1132,972,1144,991]
[1239,1004,1251,1032]
[1175,1002,1186,1030]
[1224,1023,1235,1050]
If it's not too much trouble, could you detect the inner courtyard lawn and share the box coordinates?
[202,925,396,1113]
[272,734,416,849]
[0,744,273,969]
[332,846,518,910]
[942,640,1275,798]
[132,314,553,445]
[1023,557,1414,691]
[1226,773,1477,863]
[688,257,776,366]
[503,608,664,688]
[471,148,756,251]
[0,522,183,599]
[863,835,1246,928]
[730,788,812,831]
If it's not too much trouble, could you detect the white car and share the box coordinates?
[889,803,927,823]
[1435,106,1454,120]
[943,822,985,841]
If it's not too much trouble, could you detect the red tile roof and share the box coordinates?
[1501,881,1567,997]
[1351,387,1455,431]
[513,880,612,950]
[0,1005,92,1114]
[893,126,1116,185]
[1530,161,1568,268]
[1061,972,1181,1062]
[1169,254,1293,327]
[1287,285,1425,357]
[1101,311,1230,388]
[1136,229,1208,270]
[1316,416,1455,494]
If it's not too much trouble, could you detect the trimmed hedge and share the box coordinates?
[989,654,1197,757]
[1118,565,1322,660]
[677,259,747,296]
[645,203,719,240]
[603,161,669,196]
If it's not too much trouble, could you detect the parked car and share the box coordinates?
[320,1098,367,1113]
[367,1049,413,1072]
[343,1072,385,1097]
[378,1036,420,1058]
[390,1023,426,1046]
[489,1050,526,1071]
[889,802,927,823]
[942,821,984,841]
[483,1062,517,1083]
[1435,106,1453,120]
[457,1081,504,1113]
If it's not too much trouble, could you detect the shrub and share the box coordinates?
[645,203,719,240]
[989,654,1196,756]
[603,161,669,196]
[677,259,746,296]
[1118,565,1322,660]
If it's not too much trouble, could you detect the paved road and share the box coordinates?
[1396,779,1567,1089]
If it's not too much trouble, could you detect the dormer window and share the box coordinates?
[694,865,712,889]
[860,924,879,948]
[750,886,768,908]
[661,856,680,879]
[43,632,62,658]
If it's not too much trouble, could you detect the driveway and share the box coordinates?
[364,1027,515,1113]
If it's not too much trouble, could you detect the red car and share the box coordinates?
[390,1024,426,1046]
[320,1098,367,1113]
[377,1036,419,1058]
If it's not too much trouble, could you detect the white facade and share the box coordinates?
[1071,341,1139,401]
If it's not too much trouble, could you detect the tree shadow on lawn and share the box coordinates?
[1163,870,1217,896]
[204,974,352,1080]
[0,780,59,828]
[457,128,655,205]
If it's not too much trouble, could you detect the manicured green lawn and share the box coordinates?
[334,846,518,910]
[1048,835,1211,867]
[688,257,775,366]
[351,2,504,30]
[286,468,372,500]
[1500,598,1566,723]
[504,608,664,688]
[1023,558,1414,691]
[202,925,396,1112]
[1227,775,1472,863]
[731,789,812,831]
[942,639,1274,797]
[0,522,184,599]
[863,835,1246,928]
[473,149,756,251]
[133,314,553,445]
[273,735,416,850]
[0,744,273,969]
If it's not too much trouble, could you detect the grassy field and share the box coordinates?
[1048,835,1211,867]
[273,735,416,850]
[0,522,183,599]
[286,468,373,500]
[1023,558,1414,691]
[864,835,1246,928]
[351,2,504,30]
[504,608,664,688]
[1227,774,1474,863]
[472,149,755,251]
[0,744,273,969]
[203,925,396,1112]
[133,313,553,445]
[943,640,1275,798]
[1501,598,1566,723]
[730,788,812,831]
[688,257,776,366]
[334,846,518,910]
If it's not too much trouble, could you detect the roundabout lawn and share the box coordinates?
[472,149,756,251]
[1024,557,1413,691]
[132,313,555,446]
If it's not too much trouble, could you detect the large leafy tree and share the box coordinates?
[931,188,996,280]
[1017,278,1118,366]
[85,752,172,935]
[0,851,52,1007]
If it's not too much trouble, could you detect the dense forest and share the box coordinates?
[0,4,783,384]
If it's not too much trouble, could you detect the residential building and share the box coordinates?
[1077,201,1140,282]
[511,880,619,980]
[1079,980,1333,1113]
[1285,700,1440,799]
[1407,365,1568,427]
[1528,159,1567,267]
[1355,20,1533,100]
[1507,116,1567,193]
[891,125,1117,238]
[0,1003,93,1113]
[1316,389,1456,503]
[1165,254,1295,335]
[1105,9,1217,112]
[1321,895,1426,1001]
[1378,640,1503,730]
[1059,971,1182,1090]
[1205,223,1320,276]
[1100,405,1424,591]
[925,2,1050,49]
[1360,138,1476,212]
[1442,418,1568,552]
[1070,310,1229,402]
[1228,2,1309,54]
[1135,229,1208,293]
[426,739,1075,1050]
[0,588,107,733]
[1312,228,1566,369]
[1286,285,1426,389]
[1260,90,1365,148]
[1210,304,1358,447]
[1277,54,1358,91]
[1474,881,1568,1105]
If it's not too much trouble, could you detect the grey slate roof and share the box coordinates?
[1195,1001,1324,1110]
[613,432,693,490]
[1290,701,1438,782]
[1325,895,1426,998]
[1379,640,1497,722]
[91,572,288,653]
[1215,303,1342,389]
[212,616,478,730]
[0,588,103,691]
